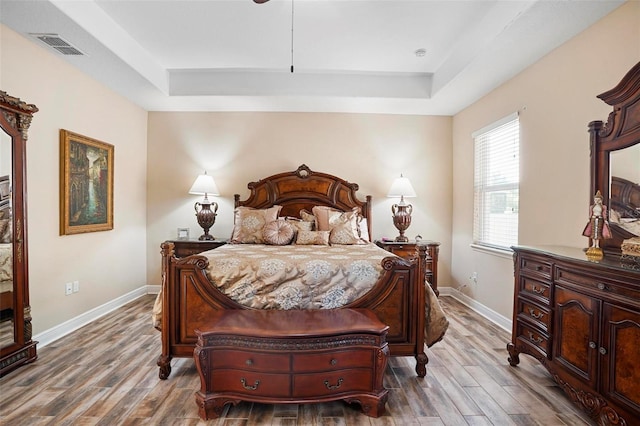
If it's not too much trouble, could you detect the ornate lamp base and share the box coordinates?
[195,200,218,241]
[391,203,413,243]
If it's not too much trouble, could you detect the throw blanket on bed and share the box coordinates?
[152,242,448,347]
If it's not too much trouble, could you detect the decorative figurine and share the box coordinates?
[582,190,612,259]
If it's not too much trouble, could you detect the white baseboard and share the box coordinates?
[439,287,512,332]
[34,285,160,348]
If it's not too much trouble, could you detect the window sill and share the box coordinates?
[470,243,513,259]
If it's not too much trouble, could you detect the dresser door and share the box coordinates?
[553,286,600,389]
[601,303,640,414]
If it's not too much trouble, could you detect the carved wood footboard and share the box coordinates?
[157,241,428,380]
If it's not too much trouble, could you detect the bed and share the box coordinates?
[155,164,448,379]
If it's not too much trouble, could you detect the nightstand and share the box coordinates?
[167,238,228,258]
[375,240,440,296]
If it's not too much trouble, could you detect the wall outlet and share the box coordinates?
[470,272,478,284]
[65,282,73,296]
[73,281,79,293]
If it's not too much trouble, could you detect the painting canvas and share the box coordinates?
[60,130,114,235]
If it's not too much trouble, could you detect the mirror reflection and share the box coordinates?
[610,144,640,237]
[0,128,13,348]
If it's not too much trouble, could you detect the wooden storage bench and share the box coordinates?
[194,308,390,419]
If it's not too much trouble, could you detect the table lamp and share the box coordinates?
[189,171,220,240]
[388,174,416,242]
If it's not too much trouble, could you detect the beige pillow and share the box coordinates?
[263,220,295,245]
[285,217,314,233]
[299,209,316,230]
[231,205,282,244]
[329,221,359,245]
[312,206,366,244]
[295,230,330,245]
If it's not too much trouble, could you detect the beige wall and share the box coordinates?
[146,112,453,285]
[0,25,148,334]
[451,1,640,319]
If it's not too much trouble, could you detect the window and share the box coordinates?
[473,113,520,251]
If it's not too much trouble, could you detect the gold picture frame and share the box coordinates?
[60,129,114,235]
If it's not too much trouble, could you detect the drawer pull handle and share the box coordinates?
[330,359,337,366]
[240,378,260,391]
[599,347,607,355]
[527,331,543,344]
[245,359,253,366]
[528,308,544,320]
[597,283,608,291]
[589,341,597,349]
[324,378,344,390]
[531,286,545,295]
[535,266,543,271]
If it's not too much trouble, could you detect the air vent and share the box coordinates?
[30,33,85,56]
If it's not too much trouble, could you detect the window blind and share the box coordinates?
[473,113,520,250]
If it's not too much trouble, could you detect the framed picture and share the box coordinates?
[177,227,190,240]
[60,129,114,235]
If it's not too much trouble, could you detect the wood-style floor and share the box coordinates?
[0,295,595,425]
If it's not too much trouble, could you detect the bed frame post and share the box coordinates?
[415,245,428,377]
[157,241,175,379]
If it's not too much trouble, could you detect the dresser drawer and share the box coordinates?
[518,276,551,305]
[211,370,290,397]
[211,349,289,372]
[555,266,640,303]
[516,297,551,332]
[293,369,373,397]
[515,322,550,358]
[520,256,552,280]
[293,349,373,372]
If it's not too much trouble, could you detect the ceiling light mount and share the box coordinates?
[414,48,427,57]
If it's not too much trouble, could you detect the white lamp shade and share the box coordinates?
[189,172,220,196]
[387,175,416,198]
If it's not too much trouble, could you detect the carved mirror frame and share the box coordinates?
[588,61,640,255]
[0,91,38,376]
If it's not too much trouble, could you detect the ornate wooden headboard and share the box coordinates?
[234,164,373,239]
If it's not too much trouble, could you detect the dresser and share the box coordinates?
[376,240,440,296]
[508,246,640,426]
[194,309,389,419]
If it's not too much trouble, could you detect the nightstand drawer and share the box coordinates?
[169,239,228,257]
[385,244,417,259]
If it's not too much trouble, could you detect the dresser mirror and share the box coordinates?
[589,61,640,254]
[0,91,37,376]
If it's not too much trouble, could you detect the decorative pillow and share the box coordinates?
[285,217,314,233]
[299,209,316,229]
[263,220,295,245]
[329,221,359,245]
[295,230,330,245]
[312,206,343,231]
[231,205,282,244]
[358,217,370,242]
[312,206,366,244]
